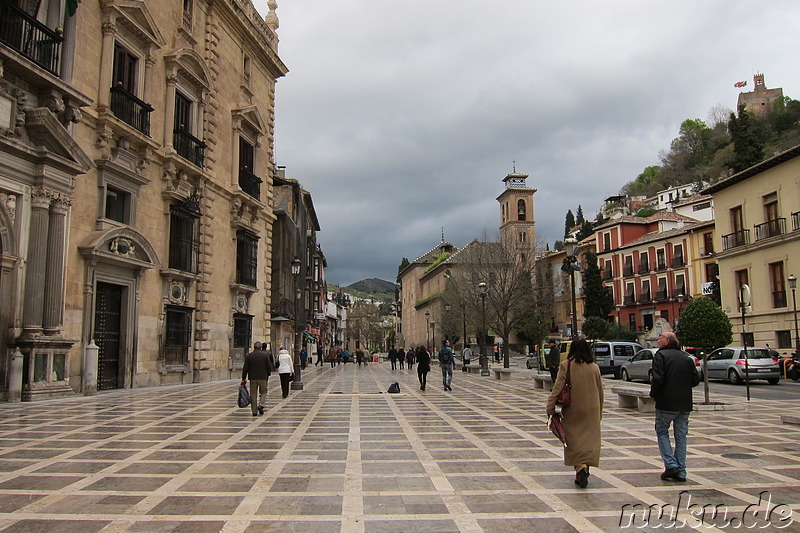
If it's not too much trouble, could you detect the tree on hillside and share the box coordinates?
[396,258,410,282]
[675,296,733,404]
[576,220,594,241]
[564,210,575,238]
[576,205,585,225]
[583,251,614,319]
[729,104,766,173]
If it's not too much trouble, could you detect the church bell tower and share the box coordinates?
[497,171,536,260]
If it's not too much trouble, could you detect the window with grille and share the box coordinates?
[233,313,252,348]
[164,306,192,366]
[169,199,200,273]
[777,331,792,349]
[236,230,259,287]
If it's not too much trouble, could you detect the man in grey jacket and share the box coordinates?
[649,332,700,482]
[241,341,275,417]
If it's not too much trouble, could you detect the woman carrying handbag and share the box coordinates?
[546,338,604,488]
[276,348,294,398]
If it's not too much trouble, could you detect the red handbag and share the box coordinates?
[556,360,571,407]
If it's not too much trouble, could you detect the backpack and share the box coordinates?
[440,347,453,365]
[387,382,400,393]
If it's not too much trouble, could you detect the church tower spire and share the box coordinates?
[496,170,536,260]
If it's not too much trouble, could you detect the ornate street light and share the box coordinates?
[425,311,430,348]
[789,274,799,357]
[563,238,580,338]
[478,282,490,376]
[291,257,303,390]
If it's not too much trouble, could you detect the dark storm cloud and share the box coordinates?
[257,0,800,285]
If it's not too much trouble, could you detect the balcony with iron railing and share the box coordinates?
[754,218,785,241]
[623,295,635,305]
[110,85,153,136]
[722,229,750,250]
[239,169,262,200]
[672,288,687,299]
[654,290,668,302]
[638,292,651,304]
[671,256,685,268]
[0,2,63,76]
[773,290,787,308]
[174,129,206,168]
[793,211,800,232]
[623,265,634,277]
[655,261,667,271]
[601,267,613,280]
[638,261,650,274]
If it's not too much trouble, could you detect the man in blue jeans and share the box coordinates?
[649,332,700,482]
[438,340,454,391]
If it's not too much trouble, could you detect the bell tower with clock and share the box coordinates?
[497,171,536,260]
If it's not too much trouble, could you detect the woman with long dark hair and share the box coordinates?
[546,338,604,488]
[416,345,431,390]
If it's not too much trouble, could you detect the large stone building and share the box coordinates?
[1,0,291,401]
[737,73,783,117]
[702,145,800,354]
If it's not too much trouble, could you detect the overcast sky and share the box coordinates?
[254,0,800,286]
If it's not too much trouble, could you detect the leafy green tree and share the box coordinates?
[604,322,639,342]
[564,210,575,238]
[729,104,765,173]
[396,258,410,283]
[576,220,594,241]
[576,205,585,225]
[582,252,614,319]
[675,296,733,404]
[583,316,609,340]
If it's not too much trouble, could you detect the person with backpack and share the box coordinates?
[438,339,455,391]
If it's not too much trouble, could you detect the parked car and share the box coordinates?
[592,341,643,378]
[704,347,781,385]
[620,348,702,383]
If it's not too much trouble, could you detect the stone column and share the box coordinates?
[163,74,177,151]
[43,195,70,335]
[97,17,117,110]
[22,189,51,336]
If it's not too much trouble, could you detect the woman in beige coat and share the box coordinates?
[546,338,604,488]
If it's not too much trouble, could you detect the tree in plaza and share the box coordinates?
[675,296,733,404]
[582,316,609,341]
[564,210,575,238]
[347,301,383,352]
[517,257,555,352]
[582,251,614,319]
[604,322,639,342]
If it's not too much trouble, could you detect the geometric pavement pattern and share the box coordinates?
[1,360,799,532]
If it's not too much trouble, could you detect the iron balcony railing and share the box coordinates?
[174,129,206,168]
[623,265,634,277]
[773,290,787,309]
[239,169,262,200]
[110,85,153,136]
[638,293,651,304]
[671,256,685,268]
[0,1,63,76]
[754,218,785,241]
[638,262,650,274]
[654,290,668,302]
[793,211,800,232]
[601,267,613,280]
[722,229,750,250]
[623,295,635,305]
[656,261,667,271]
[672,288,687,299]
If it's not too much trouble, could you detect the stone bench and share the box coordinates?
[611,385,655,413]
[532,374,554,390]
[492,368,513,381]
[466,364,483,374]
[781,414,800,426]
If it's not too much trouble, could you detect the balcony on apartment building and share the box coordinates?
[0,2,63,76]
[637,260,650,274]
[793,211,800,232]
[638,292,651,304]
[623,295,636,305]
[623,264,634,277]
[656,261,667,271]
[672,288,687,299]
[110,85,153,136]
[654,289,668,302]
[174,129,206,168]
[670,255,685,268]
[239,168,262,200]
[773,290,787,309]
[722,229,750,251]
[754,218,786,242]
[601,266,613,280]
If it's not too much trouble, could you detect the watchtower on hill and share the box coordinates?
[737,73,784,117]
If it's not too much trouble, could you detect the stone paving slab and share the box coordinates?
[1,363,799,532]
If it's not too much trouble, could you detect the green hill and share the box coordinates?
[345,278,397,301]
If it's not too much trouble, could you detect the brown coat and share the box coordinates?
[546,359,604,467]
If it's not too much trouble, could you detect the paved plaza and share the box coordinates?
[1,361,799,532]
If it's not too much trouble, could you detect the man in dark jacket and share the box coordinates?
[388,347,398,369]
[649,332,700,482]
[241,341,275,417]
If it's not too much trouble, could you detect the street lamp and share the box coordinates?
[563,238,579,338]
[478,281,490,376]
[291,257,303,390]
[431,320,436,352]
[789,274,799,356]
[424,311,430,348]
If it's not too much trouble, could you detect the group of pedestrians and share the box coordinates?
[388,346,416,369]
[546,331,699,488]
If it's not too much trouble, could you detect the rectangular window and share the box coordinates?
[661,309,669,324]
[769,262,786,308]
[105,187,129,223]
[239,137,260,201]
[777,331,792,349]
[113,44,137,93]
[656,249,666,270]
[236,230,259,287]
[174,91,192,133]
[672,244,684,267]
[702,232,714,256]
[603,232,611,251]
[674,273,686,298]
[169,204,199,273]
[233,313,252,348]
[640,280,651,303]
[628,313,636,331]
[165,306,192,366]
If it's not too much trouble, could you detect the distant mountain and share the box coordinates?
[345,278,397,300]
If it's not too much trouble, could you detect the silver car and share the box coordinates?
[620,349,656,383]
[704,347,780,385]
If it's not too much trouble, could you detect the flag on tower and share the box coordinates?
[734,81,747,88]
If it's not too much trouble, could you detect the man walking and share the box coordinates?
[398,347,405,369]
[241,341,275,417]
[462,343,472,372]
[545,340,560,381]
[649,331,700,482]
[388,346,398,370]
[438,339,454,391]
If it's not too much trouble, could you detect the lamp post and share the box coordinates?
[431,320,436,352]
[563,238,579,338]
[478,282,490,376]
[291,257,303,390]
[424,311,430,349]
[789,274,799,356]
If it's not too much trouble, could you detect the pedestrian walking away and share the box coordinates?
[649,331,700,483]
[341,349,349,364]
[241,341,275,416]
[546,338,604,488]
[545,340,560,381]
[356,348,365,366]
[398,347,405,369]
[300,347,308,369]
[276,348,293,398]
[388,346,398,369]
[416,346,431,391]
[316,345,323,366]
[406,346,415,370]
[438,339,454,391]
[462,344,472,372]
